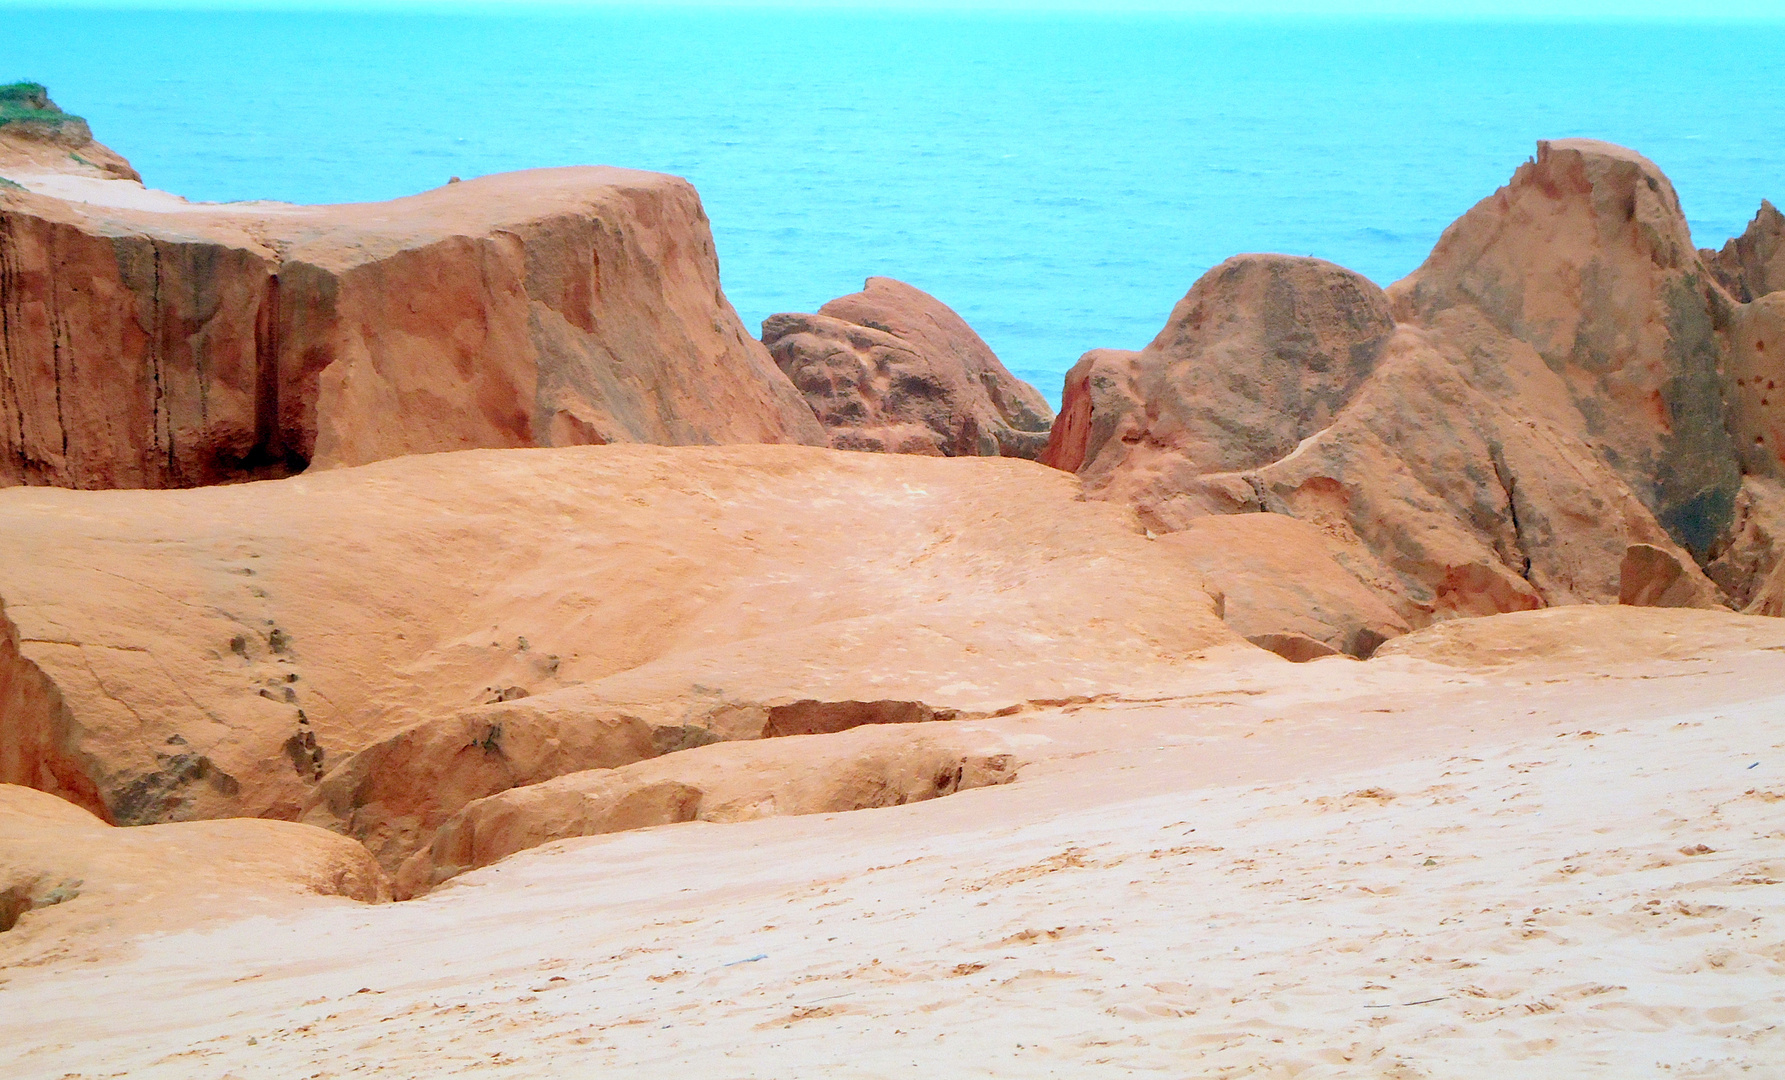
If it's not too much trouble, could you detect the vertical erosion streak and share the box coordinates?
[0,216,25,480]
[1490,443,1534,581]
[254,272,282,466]
[49,225,68,466]
[149,239,172,481]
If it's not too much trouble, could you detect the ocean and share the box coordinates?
[4,10,1783,405]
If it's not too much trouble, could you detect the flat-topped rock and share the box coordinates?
[1,161,824,489]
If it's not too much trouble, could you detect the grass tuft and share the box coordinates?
[0,81,84,132]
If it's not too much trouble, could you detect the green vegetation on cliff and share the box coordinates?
[0,81,87,134]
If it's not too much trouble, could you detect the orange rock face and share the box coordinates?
[1044,143,1739,644]
[1040,255,1394,484]
[1707,200,1785,303]
[1155,514,1410,658]
[1390,139,1738,559]
[762,277,1053,458]
[0,166,825,489]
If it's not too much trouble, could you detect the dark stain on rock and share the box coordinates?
[109,751,241,825]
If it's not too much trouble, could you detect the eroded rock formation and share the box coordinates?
[394,723,1020,897]
[1,145,824,489]
[0,783,383,961]
[0,444,1237,867]
[1042,255,1394,485]
[1706,200,1785,303]
[0,84,139,183]
[1045,140,1750,647]
[762,277,1053,458]
[1390,139,1738,559]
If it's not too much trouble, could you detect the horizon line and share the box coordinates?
[4,1,1785,18]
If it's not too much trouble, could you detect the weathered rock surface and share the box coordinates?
[1041,255,1394,485]
[0,444,1237,866]
[762,277,1053,458]
[1704,475,1785,609]
[1619,543,1725,609]
[1706,200,1785,303]
[1389,139,1738,559]
[1741,557,1785,617]
[1373,604,1785,672]
[1,161,824,489]
[1047,270,1714,636]
[1155,513,1410,659]
[1045,141,1739,641]
[1726,293,1785,477]
[0,783,383,963]
[394,722,1020,897]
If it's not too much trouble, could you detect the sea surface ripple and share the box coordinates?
[5,11,1782,403]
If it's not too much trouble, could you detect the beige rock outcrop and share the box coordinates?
[1619,543,1725,609]
[1044,141,1738,642]
[0,783,383,962]
[762,277,1053,458]
[0,444,1237,866]
[1373,604,1785,672]
[394,722,1020,898]
[1155,514,1410,659]
[1,158,824,489]
[1041,255,1394,485]
[1706,200,1785,303]
[1389,139,1738,559]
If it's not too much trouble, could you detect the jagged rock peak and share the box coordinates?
[1706,199,1785,303]
[1389,137,1738,560]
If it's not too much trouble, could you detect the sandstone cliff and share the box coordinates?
[1,145,825,488]
[762,277,1053,458]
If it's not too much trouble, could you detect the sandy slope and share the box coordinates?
[3,609,1782,1078]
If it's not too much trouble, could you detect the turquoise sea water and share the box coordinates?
[4,11,1783,404]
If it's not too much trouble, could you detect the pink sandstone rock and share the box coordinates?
[1,152,825,489]
[1389,138,1739,560]
[1706,200,1785,303]
[762,277,1053,458]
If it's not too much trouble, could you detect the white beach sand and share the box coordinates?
[3,616,1783,1078]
